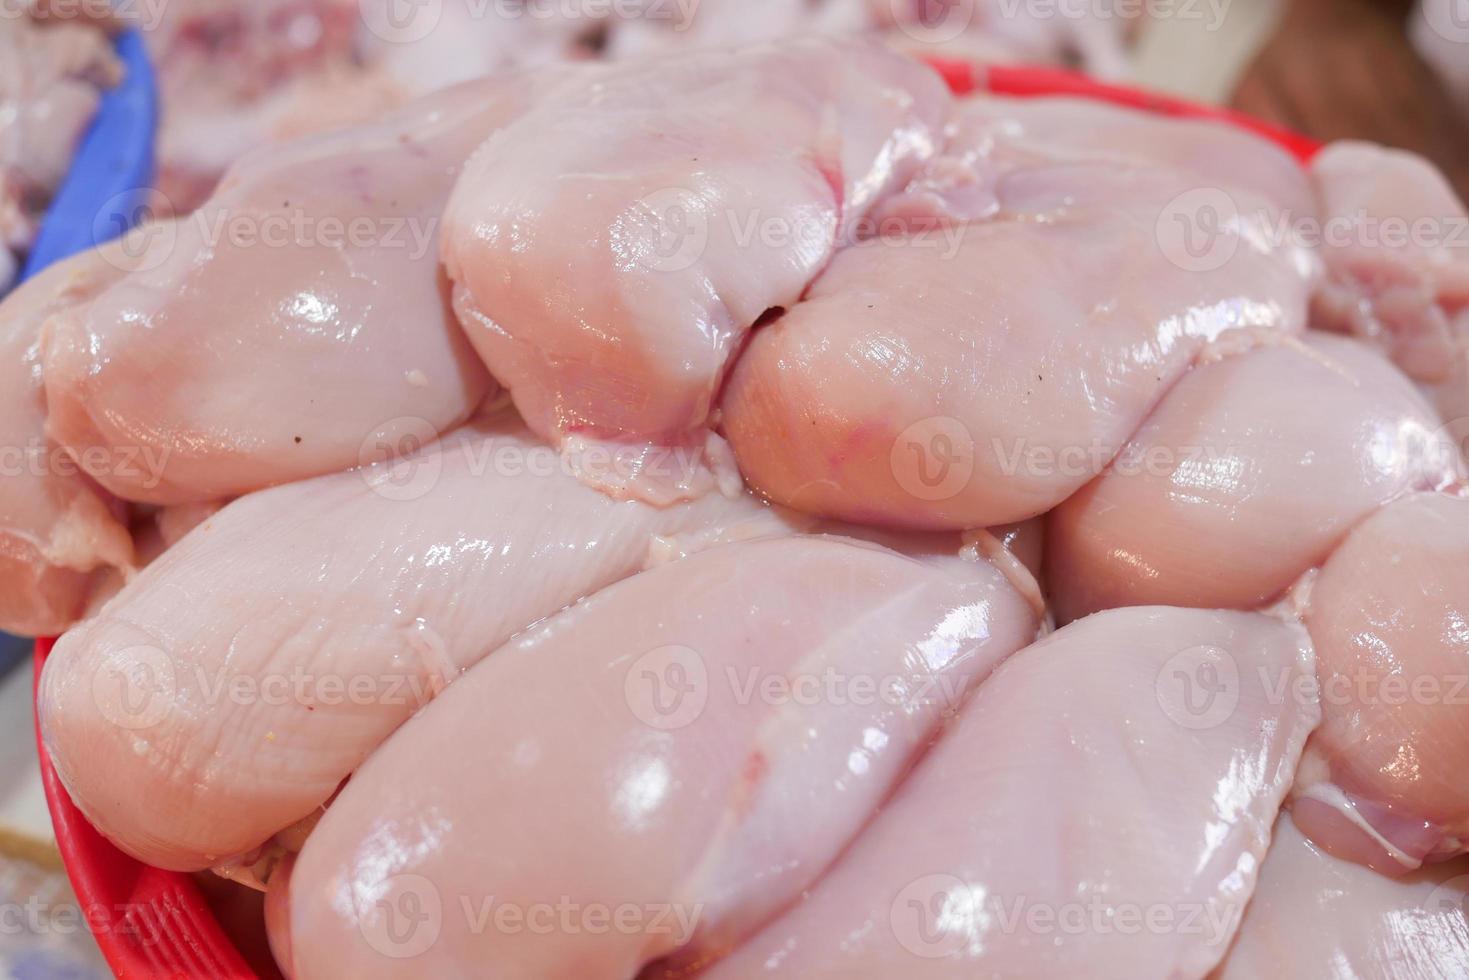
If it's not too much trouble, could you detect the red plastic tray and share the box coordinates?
[33,639,256,978]
[33,60,1321,980]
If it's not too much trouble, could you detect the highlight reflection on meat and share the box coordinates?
[10,36,1469,980]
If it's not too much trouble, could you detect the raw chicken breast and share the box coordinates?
[272,534,1040,979]
[441,37,950,498]
[723,98,1315,530]
[700,606,1320,980]
[39,75,535,505]
[1310,141,1469,422]
[941,96,1319,215]
[0,248,134,636]
[38,412,788,872]
[1214,814,1469,980]
[1049,332,1461,621]
[1291,492,1469,873]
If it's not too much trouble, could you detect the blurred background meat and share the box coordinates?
[0,1,119,292]
[140,0,1150,214]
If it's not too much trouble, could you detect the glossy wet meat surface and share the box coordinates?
[12,36,1469,980]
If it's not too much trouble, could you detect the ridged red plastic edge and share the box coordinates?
[938,60,1322,162]
[34,639,255,978]
[33,60,1321,980]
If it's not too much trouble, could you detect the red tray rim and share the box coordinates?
[31,58,1321,980]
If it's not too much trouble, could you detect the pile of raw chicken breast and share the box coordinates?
[3,0,1135,292]
[4,32,1469,979]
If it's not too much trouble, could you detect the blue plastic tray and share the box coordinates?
[22,27,157,275]
[1,28,155,664]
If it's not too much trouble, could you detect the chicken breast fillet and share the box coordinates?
[1290,492,1469,874]
[0,247,134,636]
[723,97,1317,529]
[38,412,788,872]
[441,36,951,500]
[1049,332,1462,621]
[1213,813,1469,980]
[1310,141,1469,424]
[699,607,1319,980]
[270,534,1039,978]
[39,74,541,505]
